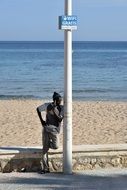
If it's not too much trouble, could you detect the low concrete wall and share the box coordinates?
[0,144,127,173]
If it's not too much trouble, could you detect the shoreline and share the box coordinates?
[0,99,127,147]
[0,97,127,102]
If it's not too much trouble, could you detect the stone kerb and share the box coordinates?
[0,144,127,173]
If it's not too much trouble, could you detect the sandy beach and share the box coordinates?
[0,100,127,147]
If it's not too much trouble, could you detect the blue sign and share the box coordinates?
[59,15,77,30]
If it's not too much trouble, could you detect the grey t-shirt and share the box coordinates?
[37,102,64,134]
[46,103,63,133]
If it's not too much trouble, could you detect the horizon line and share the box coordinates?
[0,40,127,42]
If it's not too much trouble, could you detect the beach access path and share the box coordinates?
[0,169,127,190]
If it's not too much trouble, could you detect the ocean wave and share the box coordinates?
[74,49,127,53]
[0,95,40,100]
[73,88,127,94]
[0,49,64,53]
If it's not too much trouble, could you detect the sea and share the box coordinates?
[0,41,127,101]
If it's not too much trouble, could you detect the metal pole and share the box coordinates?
[63,0,72,174]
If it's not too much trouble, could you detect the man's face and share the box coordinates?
[56,98,62,106]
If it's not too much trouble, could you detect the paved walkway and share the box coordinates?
[0,169,127,190]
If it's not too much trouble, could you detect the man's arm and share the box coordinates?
[46,103,63,122]
[36,107,46,126]
[36,103,49,126]
[53,106,64,122]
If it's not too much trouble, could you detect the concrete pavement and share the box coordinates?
[0,169,127,190]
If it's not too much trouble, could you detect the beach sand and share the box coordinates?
[0,100,127,147]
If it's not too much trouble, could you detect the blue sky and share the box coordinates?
[0,0,127,41]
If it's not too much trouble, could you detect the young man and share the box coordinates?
[36,92,64,173]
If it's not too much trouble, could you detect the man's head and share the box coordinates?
[52,92,62,106]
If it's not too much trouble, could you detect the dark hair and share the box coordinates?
[52,92,61,101]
